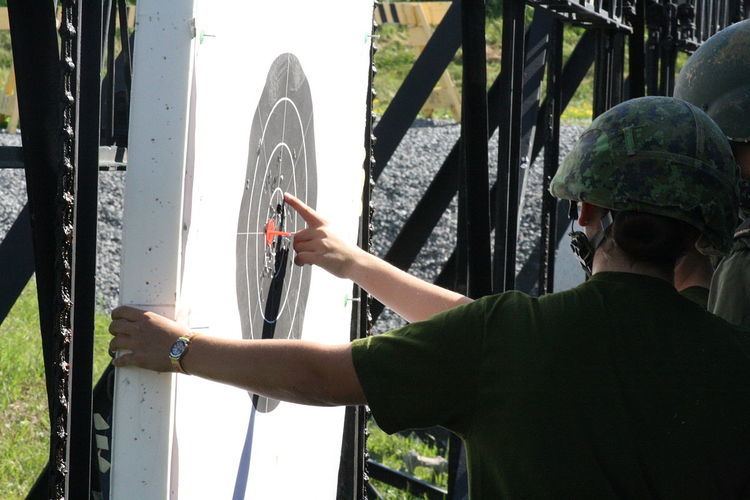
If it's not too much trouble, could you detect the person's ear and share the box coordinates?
[578,202,603,227]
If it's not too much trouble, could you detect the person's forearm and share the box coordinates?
[284,193,470,321]
[180,336,365,406]
[348,248,472,323]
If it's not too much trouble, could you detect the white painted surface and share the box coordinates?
[111,0,374,498]
[110,1,197,498]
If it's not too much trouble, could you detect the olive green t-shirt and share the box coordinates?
[351,272,750,498]
[680,285,709,309]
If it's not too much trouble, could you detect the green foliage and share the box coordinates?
[0,280,111,498]
[0,32,10,68]
[367,421,448,499]
[374,12,594,122]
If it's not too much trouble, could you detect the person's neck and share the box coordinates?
[673,249,712,291]
[591,244,674,284]
[673,274,708,291]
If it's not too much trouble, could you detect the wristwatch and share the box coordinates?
[168,335,196,374]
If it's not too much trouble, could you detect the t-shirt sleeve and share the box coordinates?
[350,299,486,436]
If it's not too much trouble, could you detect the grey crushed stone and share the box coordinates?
[371,120,586,333]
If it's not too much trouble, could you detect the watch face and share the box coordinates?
[170,339,188,358]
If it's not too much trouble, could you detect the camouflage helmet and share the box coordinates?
[673,19,750,143]
[550,96,739,255]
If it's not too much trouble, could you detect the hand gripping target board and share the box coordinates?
[110,1,374,498]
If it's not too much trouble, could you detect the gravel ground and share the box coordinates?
[0,122,585,328]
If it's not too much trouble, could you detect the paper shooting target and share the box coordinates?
[236,53,317,412]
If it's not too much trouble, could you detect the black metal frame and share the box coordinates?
[366,0,749,498]
[10,0,370,497]
[101,0,132,147]
[8,1,132,497]
[337,13,378,499]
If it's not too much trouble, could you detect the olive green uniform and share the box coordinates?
[352,272,750,498]
[674,19,750,329]
[709,220,750,327]
[680,286,710,309]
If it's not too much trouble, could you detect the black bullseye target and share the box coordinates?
[236,53,317,412]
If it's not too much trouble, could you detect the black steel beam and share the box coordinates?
[530,29,597,165]
[516,32,598,295]
[0,205,35,324]
[435,30,596,296]
[67,0,103,494]
[515,10,555,282]
[100,0,132,147]
[101,0,116,144]
[460,0,491,300]
[645,2,662,95]
[31,364,117,499]
[337,32,376,500]
[367,460,447,499]
[519,10,555,169]
[594,30,624,115]
[628,0,646,98]
[0,145,127,170]
[373,0,461,180]
[114,0,132,147]
[449,4,489,496]
[593,29,612,117]
[0,146,25,168]
[539,21,563,295]
[612,32,626,105]
[371,26,596,321]
[526,0,632,31]
[658,2,678,96]
[7,3,62,496]
[116,0,132,95]
[494,0,526,292]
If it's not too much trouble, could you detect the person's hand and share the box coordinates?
[109,306,191,372]
[284,192,362,279]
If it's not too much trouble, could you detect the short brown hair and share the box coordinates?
[611,211,698,271]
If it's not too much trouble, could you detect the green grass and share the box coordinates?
[0,279,111,499]
[0,278,447,498]
[374,15,595,122]
[367,421,448,499]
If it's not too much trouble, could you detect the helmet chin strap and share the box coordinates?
[569,209,614,276]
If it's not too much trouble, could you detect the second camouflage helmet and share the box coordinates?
[673,19,750,143]
[550,96,739,255]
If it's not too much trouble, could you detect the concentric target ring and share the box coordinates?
[235,53,317,412]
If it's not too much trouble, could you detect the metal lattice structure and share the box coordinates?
[367,0,748,497]
[0,0,746,498]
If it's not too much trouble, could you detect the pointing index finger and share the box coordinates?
[284,192,325,228]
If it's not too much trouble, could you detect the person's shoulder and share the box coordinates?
[720,324,750,364]
[715,313,750,339]
[698,305,750,350]
[471,289,539,316]
[536,280,596,308]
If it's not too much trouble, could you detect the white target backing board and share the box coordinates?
[110,1,374,498]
